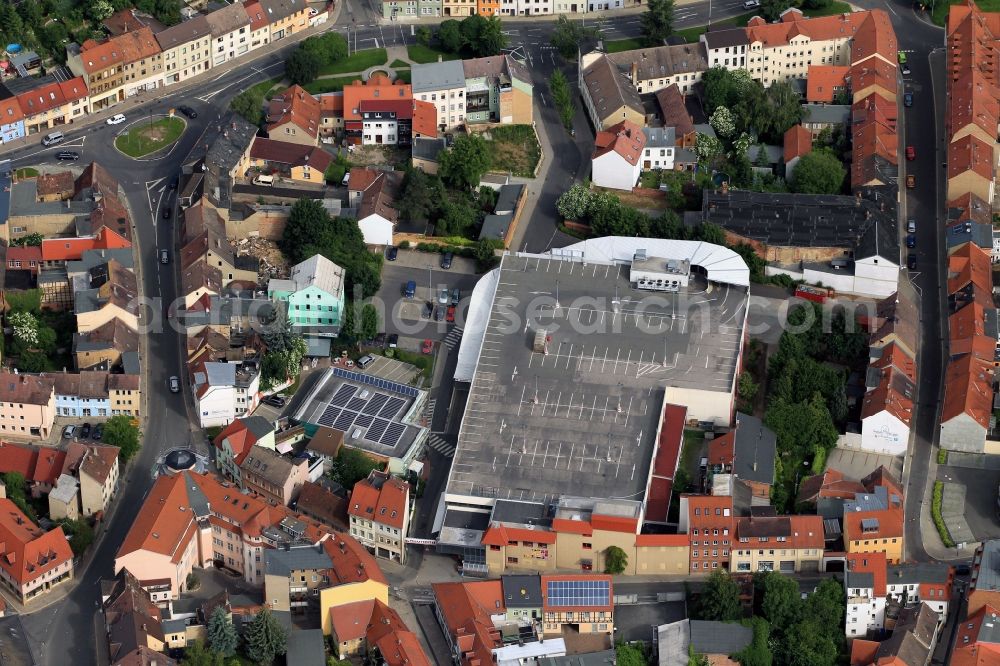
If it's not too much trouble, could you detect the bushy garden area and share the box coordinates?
[3,289,75,372]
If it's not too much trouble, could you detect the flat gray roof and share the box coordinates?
[412,60,466,93]
[264,544,331,576]
[447,253,746,504]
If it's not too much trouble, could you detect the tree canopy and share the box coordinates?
[641,0,676,43]
[244,608,287,666]
[759,572,802,628]
[604,545,629,574]
[104,415,141,462]
[697,570,742,622]
[436,15,507,57]
[791,148,846,194]
[615,643,648,666]
[329,448,381,489]
[285,48,321,86]
[207,607,238,658]
[439,134,491,190]
[550,16,600,60]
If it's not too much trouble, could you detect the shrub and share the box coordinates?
[399,240,411,249]
[931,481,956,548]
[937,449,948,465]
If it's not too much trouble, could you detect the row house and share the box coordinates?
[10,77,90,135]
[116,26,163,97]
[266,84,321,146]
[382,0,442,18]
[330,598,430,665]
[850,603,940,666]
[61,440,121,517]
[41,370,141,419]
[207,2,252,67]
[189,360,260,428]
[0,372,56,439]
[155,15,213,87]
[0,441,65,498]
[348,470,411,564]
[0,498,74,603]
[245,0,272,51]
[0,96,25,143]
[68,38,126,110]
[731,511,824,574]
[259,0,310,42]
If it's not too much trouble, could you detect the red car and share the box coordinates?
[905,145,915,161]
[422,339,434,354]
[446,305,456,323]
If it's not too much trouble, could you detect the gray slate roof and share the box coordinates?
[155,15,212,51]
[974,539,1000,592]
[264,544,332,576]
[412,60,466,93]
[582,54,643,124]
[689,620,752,656]
[643,126,676,148]
[285,629,326,666]
[258,0,305,22]
[733,412,776,485]
[802,103,851,125]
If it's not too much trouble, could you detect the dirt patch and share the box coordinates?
[139,125,168,142]
[348,145,409,168]
[235,237,289,282]
[594,186,669,211]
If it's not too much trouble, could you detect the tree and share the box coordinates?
[550,16,599,60]
[436,198,478,237]
[806,579,845,632]
[282,199,330,263]
[182,640,225,666]
[207,607,238,658]
[762,81,805,140]
[695,133,724,164]
[439,134,491,190]
[550,70,575,130]
[738,372,758,402]
[791,149,845,195]
[732,618,773,666]
[437,19,465,53]
[285,48,322,85]
[338,302,357,345]
[474,239,501,272]
[230,88,264,125]
[709,106,736,139]
[615,643,647,666]
[604,545,628,574]
[360,304,379,342]
[11,233,44,247]
[9,312,39,347]
[473,15,508,57]
[103,414,141,462]
[87,0,114,21]
[760,571,802,628]
[58,518,94,556]
[697,570,742,621]
[556,184,593,221]
[781,620,837,666]
[398,168,446,224]
[329,448,381,492]
[416,26,432,46]
[2,472,34,522]
[244,608,287,666]
[761,0,793,22]
[641,0,676,44]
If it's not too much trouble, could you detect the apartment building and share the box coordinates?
[258,0,310,41]
[239,445,309,506]
[244,0,272,50]
[731,512,824,574]
[68,39,126,110]
[116,26,163,97]
[580,53,644,131]
[842,468,905,564]
[267,254,345,334]
[206,2,253,67]
[969,539,1000,616]
[213,415,277,485]
[248,137,333,182]
[11,76,90,134]
[606,43,707,95]
[0,372,56,439]
[591,119,645,191]
[74,259,139,333]
[73,317,139,371]
[102,571,167,664]
[412,60,467,131]
[189,360,261,427]
[0,96,25,144]
[266,84,321,146]
[43,369,141,419]
[348,471,410,564]
[462,55,533,125]
[155,15,213,87]
[0,498,74,603]
[679,494,734,573]
[61,440,121,517]
[331,598,431,664]
[860,342,916,455]
[540,575,614,638]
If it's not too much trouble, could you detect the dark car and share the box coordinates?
[177,105,198,118]
[907,253,917,270]
[375,332,386,347]
[906,234,916,248]
[422,301,434,319]
[386,246,398,261]
[163,205,172,219]
[262,395,286,407]
[904,92,913,107]
[450,288,460,305]
[387,333,399,348]
[169,177,178,190]
[92,423,103,440]
[55,151,79,161]
[79,423,92,439]
[434,305,445,321]
[440,252,453,269]
[901,62,911,76]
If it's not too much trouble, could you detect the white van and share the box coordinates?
[41,131,64,146]
[253,174,274,186]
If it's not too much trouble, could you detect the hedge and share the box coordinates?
[937,449,948,465]
[931,481,956,548]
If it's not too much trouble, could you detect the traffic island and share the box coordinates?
[114,116,186,158]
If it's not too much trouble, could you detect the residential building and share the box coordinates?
[846,552,888,638]
[296,479,349,530]
[462,55,533,125]
[0,442,65,498]
[0,373,55,439]
[266,84,320,145]
[73,317,140,371]
[784,124,813,177]
[655,84,696,148]
[344,168,401,246]
[678,495,734,573]
[705,412,777,500]
[155,15,213,87]
[860,342,916,455]
[203,114,259,208]
[731,512,824,573]
[842,468,905,564]
[244,0,272,51]
[540,575,614,638]
[348,470,411,563]
[591,119,645,191]
[67,38,126,110]
[806,65,850,102]
[442,0,476,16]
[189,360,261,428]
[49,475,80,521]
[43,369,141,419]
[239,446,309,506]
[657,619,753,665]
[951,602,1000,665]
[412,60,467,131]
[115,26,163,97]
[0,96,25,144]
[102,571,166,664]
[0,498,74,603]
[642,127,676,171]
[700,27,749,69]
[10,76,90,134]
[74,259,139,333]
[969,539,1000,616]
[248,137,332,183]
[330,598,431,664]
[267,254,345,334]
[207,2,252,67]
[605,43,707,95]
[258,0,310,41]
[61,440,121,517]
[213,415,277,486]
[850,603,940,666]
[179,202,258,289]
[580,53,644,131]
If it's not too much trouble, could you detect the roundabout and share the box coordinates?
[113,114,187,159]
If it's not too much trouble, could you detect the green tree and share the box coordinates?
[781,620,837,666]
[230,88,264,125]
[738,372,758,402]
[182,640,225,666]
[360,304,379,342]
[282,199,330,263]
[86,0,114,21]
[207,606,238,658]
[550,16,599,60]
[11,233,44,247]
[2,472,35,521]
[641,0,676,43]
[732,618,773,666]
[398,168,446,224]
[556,184,593,221]
[806,579,845,633]
[762,82,805,140]
[474,239,501,272]
[329,448,381,489]
[437,198,478,237]
[339,301,358,345]
[550,69,575,130]
[437,19,465,53]
[470,15,508,57]
[244,608,287,666]
[604,545,629,574]
[4,289,41,314]
[790,149,845,195]
[439,134,491,190]
[697,570,742,621]
[760,571,802,629]
[286,48,322,85]
[103,414,141,462]
[416,26,432,46]
[761,0,793,22]
[58,518,94,556]
[615,643,648,666]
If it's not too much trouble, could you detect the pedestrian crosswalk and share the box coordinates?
[426,433,456,458]
[444,326,464,350]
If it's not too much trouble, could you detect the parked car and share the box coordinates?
[79,423,92,439]
[907,219,917,233]
[169,177,178,190]
[55,151,79,161]
[901,62,911,75]
[422,301,434,318]
[906,145,915,161]
[450,288,461,305]
[438,288,450,305]
[342,172,351,186]
[386,246,398,261]
[742,0,760,7]
[434,305,445,321]
[906,174,916,188]
[375,332,386,347]
[357,354,376,369]
[160,250,170,264]
[903,92,913,107]
[446,305,456,323]
[404,280,416,298]
[262,395,286,407]
[907,253,917,270]
[163,205,171,219]
[440,252,453,269]
[387,333,399,348]
[906,234,916,248]
[62,425,77,439]
[897,50,907,64]
[176,105,197,118]
[106,113,127,125]
[169,376,181,393]
[422,339,434,354]
[92,423,103,440]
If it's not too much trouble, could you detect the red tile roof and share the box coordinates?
[870,341,916,382]
[846,551,887,596]
[0,498,73,585]
[16,80,68,118]
[412,100,437,137]
[805,65,849,102]
[348,471,409,530]
[655,84,694,135]
[432,580,504,666]
[948,241,994,294]
[948,132,995,182]
[849,11,898,67]
[844,507,904,545]
[342,76,413,122]
[949,71,1000,140]
[330,598,375,641]
[481,524,556,546]
[249,137,333,172]
[798,468,866,504]
[951,603,1000,666]
[0,442,38,478]
[266,85,320,139]
[359,98,413,120]
[593,119,646,166]
[551,518,593,536]
[784,124,813,163]
[5,246,42,266]
[0,97,24,124]
[213,418,268,466]
[79,39,125,74]
[243,0,269,31]
[591,514,638,533]
[40,227,131,263]
[32,449,65,487]
[367,599,432,666]
[112,26,161,64]
[746,9,874,49]
[634,533,689,547]
[941,353,994,428]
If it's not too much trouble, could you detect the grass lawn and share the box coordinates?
[304,76,363,94]
[407,44,461,64]
[389,59,410,68]
[604,37,650,53]
[114,117,186,158]
[395,69,412,83]
[802,0,852,16]
[676,12,754,43]
[319,48,388,75]
[486,125,541,177]
[383,348,433,382]
[248,77,282,99]
[14,167,38,179]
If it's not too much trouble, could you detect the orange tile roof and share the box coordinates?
[851,639,880,665]
[432,581,504,666]
[32,449,65,487]
[322,533,388,586]
[213,418,268,466]
[708,430,735,467]
[861,365,915,425]
[784,124,813,163]
[849,11,898,67]
[481,524,557,546]
[950,301,987,342]
[0,442,37,478]
[948,132,995,182]
[949,71,1000,140]
[746,9,872,49]
[348,471,409,530]
[244,0,269,31]
[117,473,198,561]
[15,80,67,117]
[870,342,916,381]
[329,598,375,641]
[0,498,74,585]
[318,92,343,114]
[798,468,867,503]
[635,533,690,547]
[849,61,898,100]
[805,65,849,102]
[266,84,320,139]
[951,602,1000,666]
[79,39,126,74]
[788,515,825,550]
[593,119,646,166]
[591,514,638,533]
[342,76,413,122]
[552,518,593,535]
[941,353,994,428]
[846,551,887,596]
[347,167,380,193]
[949,192,993,226]
[367,599,432,666]
[948,241,994,294]
[412,99,437,137]
[112,26,161,64]
[0,96,24,124]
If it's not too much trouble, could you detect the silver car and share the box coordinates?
[438,288,450,305]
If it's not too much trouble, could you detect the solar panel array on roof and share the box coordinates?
[546,579,611,608]
[333,366,419,398]
[861,517,880,532]
[316,383,412,448]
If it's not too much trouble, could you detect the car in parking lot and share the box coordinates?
[422,301,434,318]
[906,146,915,161]
[106,113,127,125]
[422,339,434,354]
[906,174,915,188]
[404,280,416,298]
[438,288,450,305]
[903,92,913,107]
[169,376,181,393]
[92,423,103,440]
[433,305,445,321]
[906,234,916,248]
[386,246,398,261]
[450,288,460,305]
[55,151,79,161]
[387,333,399,348]
[375,332,386,347]
[907,253,917,270]
[176,105,197,118]
[440,252,453,269]
[62,425,77,439]
[79,423,92,439]
[446,305,456,323]
[262,395,286,407]
[357,354,376,369]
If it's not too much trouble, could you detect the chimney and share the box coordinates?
[631,61,638,83]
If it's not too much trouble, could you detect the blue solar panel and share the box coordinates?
[333,367,419,398]
[545,579,611,608]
